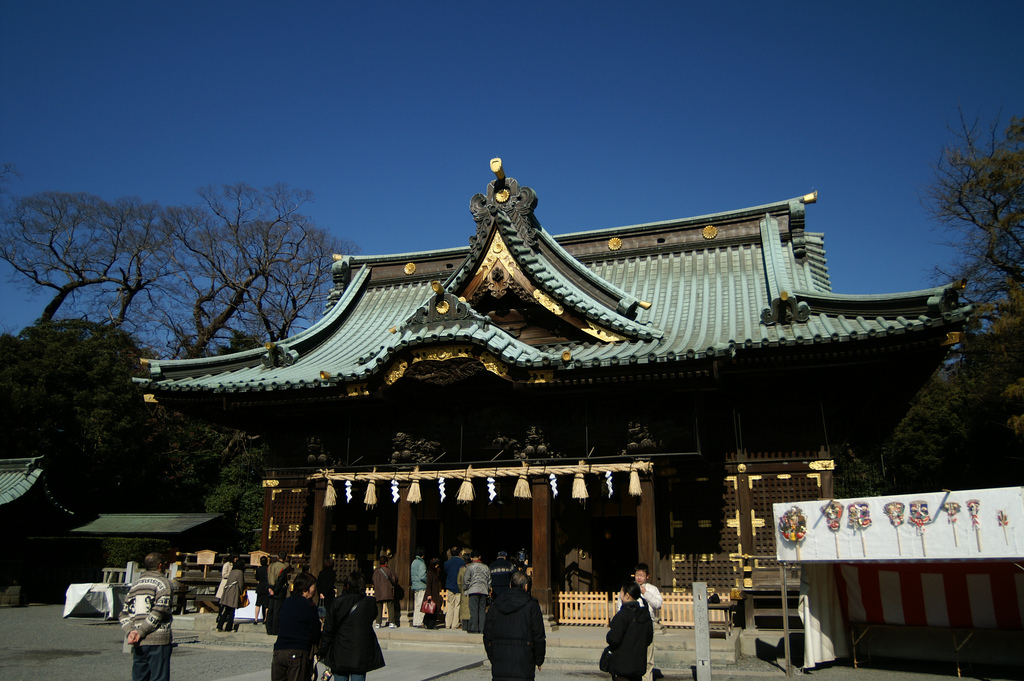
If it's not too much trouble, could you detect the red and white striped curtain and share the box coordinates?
[834,561,1024,630]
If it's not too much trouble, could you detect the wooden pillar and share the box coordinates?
[261,484,274,552]
[310,480,332,577]
[636,470,657,571]
[395,482,415,621]
[531,476,552,617]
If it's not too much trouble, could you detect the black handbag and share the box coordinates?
[599,646,612,672]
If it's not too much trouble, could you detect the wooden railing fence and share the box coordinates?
[555,591,733,629]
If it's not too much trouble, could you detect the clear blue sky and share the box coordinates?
[2,1,1023,337]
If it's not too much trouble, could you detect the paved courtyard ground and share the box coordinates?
[1,605,1021,681]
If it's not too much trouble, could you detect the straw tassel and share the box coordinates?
[408,467,422,504]
[572,462,588,502]
[628,467,643,496]
[457,466,475,504]
[324,479,337,507]
[514,474,532,499]
[364,469,378,508]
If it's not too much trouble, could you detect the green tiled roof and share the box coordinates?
[0,457,43,506]
[136,181,973,398]
[71,513,226,535]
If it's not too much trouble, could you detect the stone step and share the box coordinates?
[177,616,741,668]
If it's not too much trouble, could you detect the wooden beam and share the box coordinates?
[531,476,552,617]
[636,471,657,571]
[310,480,331,578]
[395,482,415,622]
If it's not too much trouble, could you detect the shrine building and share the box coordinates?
[137,160,972,613]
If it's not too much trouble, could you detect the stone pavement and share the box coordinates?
[2,605,1022,681]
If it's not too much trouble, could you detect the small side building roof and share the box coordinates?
[71,513,230,536]
[0,457,44,506]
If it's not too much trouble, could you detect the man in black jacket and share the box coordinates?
[482,571,545,681]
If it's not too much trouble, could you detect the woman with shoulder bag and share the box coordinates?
[217,559,247,632]
[423,558,442,630]
[320,571,385,681]
[603,581,653,681]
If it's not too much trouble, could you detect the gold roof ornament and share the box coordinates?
[490,158,505,180]
[608,237,622,251]
[404,262,417,275]
[801,190,818,204]
[702,225,718,240]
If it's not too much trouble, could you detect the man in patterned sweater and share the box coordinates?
[120,552,174,681]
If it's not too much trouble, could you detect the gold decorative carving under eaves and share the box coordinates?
[475,234,519,281]
[385,360,409,385]
[346,383,369,397]
[528,369,554,384]
[262,479,280,488]
[583,321,627,343]
[384,345,511,385]
[532,288,564,315]
[808,459,835,471]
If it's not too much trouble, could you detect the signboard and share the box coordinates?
[195,550,217,565]
[773,486,1024,562]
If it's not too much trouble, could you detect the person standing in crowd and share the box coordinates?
[410,547,427,627]
[457,550,472,631]
[266,552,291,636]
[424,557,442,630]
[272,571,321,681]
[633,563,662,681]
[120,552,173,681]
[483,571,545,681]
[216,554,238,602]
[489,550,514,599]
[465,550,491,634]
[317,557,337,613]
[372,552,400,629]
[255,555,270,625]
[320,570,386,681]
[443,546,464,629]
[217,558,246,632]
[605,581,653,681]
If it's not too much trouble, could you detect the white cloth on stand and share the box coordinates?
[799,563,850,669]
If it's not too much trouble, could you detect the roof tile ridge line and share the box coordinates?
[552,196,806,241]
[789,281,965,303]
[516,226,662,339]
[759,212,792,304]
[147,265,373,374]
[348,244,472,265]
[534,226,642,315]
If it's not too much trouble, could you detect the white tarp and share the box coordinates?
[63,583,128,619]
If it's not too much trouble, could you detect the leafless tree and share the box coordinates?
[2,183,357,357]
[0,191,170,326]
[158,183,355,358]
[930,113,1024,309]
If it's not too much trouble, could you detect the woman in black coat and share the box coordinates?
[320,570,385,681]
[255,555,270,625]
[424,557,442,630]
[605,581,653,681]
[317,557,337,613]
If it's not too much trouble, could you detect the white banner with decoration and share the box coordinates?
[773,486,1024,563]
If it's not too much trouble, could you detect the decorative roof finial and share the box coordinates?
[490,158,505,181]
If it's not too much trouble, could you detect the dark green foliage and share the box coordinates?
[0,320,149,515]
[101,537,174,569]
[0,320,264,547]
[204,437,266,551]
